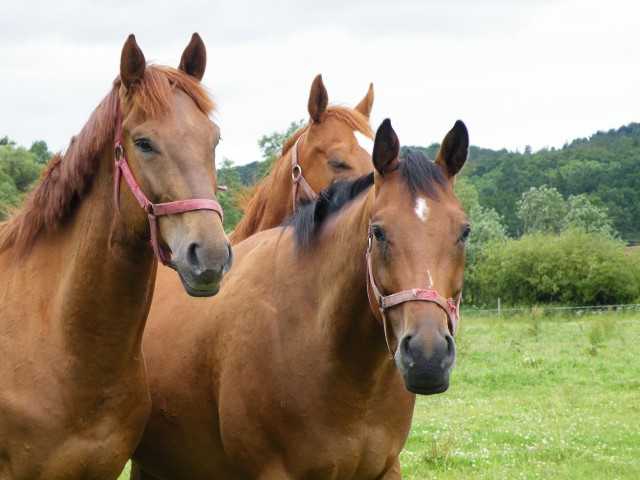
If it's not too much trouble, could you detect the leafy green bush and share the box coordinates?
[471,229,640,306]
[0,142,49,219]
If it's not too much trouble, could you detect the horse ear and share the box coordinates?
[308,74,328,124]
[372,119,400,177]
[354,83,374,118]
[179,32,207,81]
[435,120,469,179]
[120,34,146,92]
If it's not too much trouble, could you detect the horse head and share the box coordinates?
[289,74,374,207]
[367,119,470,394]
[116,34,231,296]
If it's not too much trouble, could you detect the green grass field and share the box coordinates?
[402,308,640,479]
[118,308,640,479]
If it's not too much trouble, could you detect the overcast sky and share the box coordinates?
[1,0,639,165]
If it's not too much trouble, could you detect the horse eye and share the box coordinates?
[329,159,351,171]
[372,225,386,242]
[134,139,153,153]
[461,226,471,242]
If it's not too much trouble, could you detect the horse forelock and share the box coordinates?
[0,65,216,256]
[322,105,374,140]
[399,149,449,201]
[123,65,215,120]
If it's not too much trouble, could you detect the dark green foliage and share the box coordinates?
[462,204,509,305]
[472,229,640,306]
[0,170,21,213]
[257,119,305,176]
[456,123,640,243]
[233,161,262,185]
[0,138,52,219]
[216,158,244,233]
[29,140,53,165]
[517,185,567,234]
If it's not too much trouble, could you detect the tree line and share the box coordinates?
[3,122,640,307]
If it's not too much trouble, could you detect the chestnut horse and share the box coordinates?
[0,34,230,479]
[229,74,374,243]
[131,119,470,479]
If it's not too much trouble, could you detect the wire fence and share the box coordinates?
[461,302,640,321]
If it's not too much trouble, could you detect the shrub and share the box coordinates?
[472,229,640,306]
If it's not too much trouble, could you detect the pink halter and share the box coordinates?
[113,99,224,269]
[365,227,461,358]
[291,133,317,211]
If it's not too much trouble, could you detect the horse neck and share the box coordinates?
[52,147,155,375]
[309,190,394,377]
[229,153,294,244]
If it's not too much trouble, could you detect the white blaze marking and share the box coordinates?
[415,197,429,222]
[427,269,434,289]
[355,132,374,155]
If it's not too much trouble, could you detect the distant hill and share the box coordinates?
[234,160,262,185]
[403,123,640,244]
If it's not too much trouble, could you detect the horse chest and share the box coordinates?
[0,361,149,480]
[228,396,408,479]
[263,430,399,480]
[1,402,148,479]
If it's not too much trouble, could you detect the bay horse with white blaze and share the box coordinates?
[131,119,470,479]
[0,34,229,479]
[229,73,374,243]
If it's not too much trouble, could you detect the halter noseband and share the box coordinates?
[291,133,317,212]
[365,227,461,359]
[113,99,224,269]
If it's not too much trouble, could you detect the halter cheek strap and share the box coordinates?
[365,230,461,359]
[291,134,317,212]
[113,99,224,269]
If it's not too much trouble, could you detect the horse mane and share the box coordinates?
[231,105,374,241]
[0,65,215,256]
[289,149,449,250]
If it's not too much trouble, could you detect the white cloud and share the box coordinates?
[1,0,639,164]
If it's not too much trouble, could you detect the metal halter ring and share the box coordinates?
[114,144,124,162]
[292,164,302,181]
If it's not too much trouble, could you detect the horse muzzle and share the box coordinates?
[174,237,233,297]
[395,328,456,395]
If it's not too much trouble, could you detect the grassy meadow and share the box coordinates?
[118,308,640,479]
[401,308,640,479]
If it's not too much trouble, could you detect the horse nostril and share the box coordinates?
[187,241,200,271]
[445,334,454,355]
[224,242,233,273]
[401,335,415,364]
